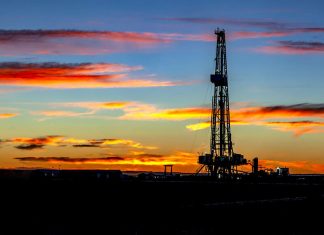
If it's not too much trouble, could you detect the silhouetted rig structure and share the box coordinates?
[197,29,247,178]
[3,29,324,235]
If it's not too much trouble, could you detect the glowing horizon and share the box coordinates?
[1,0,324,174]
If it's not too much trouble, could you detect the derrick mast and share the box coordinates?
[198,29,246,177]
[210,29,232,174]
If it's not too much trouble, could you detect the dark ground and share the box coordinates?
[1,177,324,235]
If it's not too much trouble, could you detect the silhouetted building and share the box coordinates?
[276,167,289,176]
[252,157,259,174]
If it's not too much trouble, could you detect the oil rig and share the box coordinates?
[197,29,247,177]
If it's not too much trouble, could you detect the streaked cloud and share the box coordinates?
[0,113,18,119]
[228,28,324,40]
[34,102,209,120]
[160,18,324,42]
[185,103,324,135]
[13,154,324,173]
[123,103,324,122]
[0,29,212,44]
[88,138,157,150]
[232,103,324,119]
[72,144,100,148]
[15,156,125,164]
[37,101,132,120]
[264,121,324,136]
[12,135,64,145]
[120,107,210,120]
[32,101,149,119]
[256,41,324,54]
[0,29,213,55]
[229,31,291,40]
[160,17,285,29]
[186,120,248,131]
[31,101,324,136]
[34,110,96,117]
[10,136,61,150]
[186,121,211,131]
[99,101,132,109]
[14,151,196,166]
[187,119,324,136]
[58,101,134,110]
[158,33,213,41]
[6,135,156,150]
[15,144,44,150]
[0,62,178,89]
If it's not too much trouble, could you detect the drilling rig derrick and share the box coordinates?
[198,29,247,178]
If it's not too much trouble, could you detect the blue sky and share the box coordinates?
[1,0,324,173]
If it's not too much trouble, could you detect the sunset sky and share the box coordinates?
[1,0,324,173]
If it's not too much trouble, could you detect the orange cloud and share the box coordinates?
[11,136,65,146]
[32,102,324,136]
[100,102,132,109]
[51,101,133,110]
[186,119,249,131]
[122,103,324,121]
[264,121,324,136]
[14,151,196,166]
[231,104,324,120]
[13,155,324,174]
[48,102,210,120]
[15,156,126,164]
[266,121,324,128]
[10,136,92,149]
[151,108,210,120]
[121,107,210,120]
[0,113,18,119]
[259,159,324,174]
[0,62,177,89]
[185,104,324,135]
[10,136,65,150]
[89,138,157,150]
[8,135,156,150]
[186,119,324,136]
[186,121,211,131]
[231,104,324,136]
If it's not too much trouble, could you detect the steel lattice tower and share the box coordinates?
[198,29,246,177]
[210,29,233,175]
